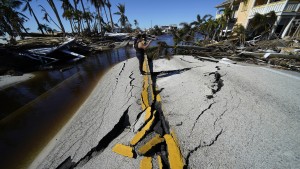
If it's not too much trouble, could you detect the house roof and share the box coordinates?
[215,0,234,8]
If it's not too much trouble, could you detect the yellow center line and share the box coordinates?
[140,157,152,169]
[113,55,185,169]
[138,134,165,155]
[157,155,163,169]
[130,110,156,146]
[112,143,135,158]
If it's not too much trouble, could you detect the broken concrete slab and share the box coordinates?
[138,134,164,155]
[112,144,135,158]
[152,55,300,168]
[153,55,204,73]
[133,107,152,133]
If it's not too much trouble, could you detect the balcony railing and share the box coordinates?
[249,1,286,17]
[284,3,299,12]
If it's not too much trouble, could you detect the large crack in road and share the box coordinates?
[57,106,131,169]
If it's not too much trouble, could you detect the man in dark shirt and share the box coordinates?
[135,34,152,75]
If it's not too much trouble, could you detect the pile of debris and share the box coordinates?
[171,38,300,71]
[0,35,133,75]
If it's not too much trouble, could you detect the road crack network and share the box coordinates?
[185,129,223,169]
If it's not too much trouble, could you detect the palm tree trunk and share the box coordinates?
[97,7,102,34]
[107,3,114,31]
[28,2,45,34]
[69,20,74,34]
[79,0,91,32]
[21,23,28,34]
[47,0,65,35]
[103,6,109,23]
[224,19,229,37]
[73,0,81,34]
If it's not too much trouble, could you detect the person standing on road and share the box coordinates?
[134,34,152,75]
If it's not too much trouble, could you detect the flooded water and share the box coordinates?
[0,46,136,169]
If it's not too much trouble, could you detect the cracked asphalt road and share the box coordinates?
[153,55,300,168]
[30,58,143,169]
[30,55,300,169]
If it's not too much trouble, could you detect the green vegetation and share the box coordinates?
[0,0,280,44]
[0,0,141,41]
[0,0,28,41]
[168,8,278,47]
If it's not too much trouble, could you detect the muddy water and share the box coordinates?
[0,46,136,169]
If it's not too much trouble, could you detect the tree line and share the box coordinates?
[0,0,136,40]
[170,6,277,45]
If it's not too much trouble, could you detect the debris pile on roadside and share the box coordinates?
[0,35,133,75]
[153,38,300,72]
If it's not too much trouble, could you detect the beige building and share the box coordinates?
[216,0,300,37]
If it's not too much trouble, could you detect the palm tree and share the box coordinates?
[232,24,246,45]
[114,3,128,31]
[22,0,45,34]
[211,16,226,41]
[46,0,66,35]
[179,22,195,42]
[60,0,75,34]
[40,5,62,31]
[201,18,218,40]
[82,10,93,32]
[134,19,138,28]
[70,0,81,33]
[105,0,114,31]
[0,0,28,40]
[62,9,75,34]
[78,0,91,32]
[191,14,212,29]
[219,6,233,37]
[40,23,54,34]
[248,11,277,39]
[90,0,105,33]
[102,1,109,24]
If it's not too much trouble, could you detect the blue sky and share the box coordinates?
[22,0,224,32]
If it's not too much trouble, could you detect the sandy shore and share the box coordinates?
[0,73,34,90]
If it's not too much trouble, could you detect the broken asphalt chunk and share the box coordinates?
[130,110,157,146]
[140,157,152,169]
[112,144,135,158]
[164,134,185,169]
[138,134,165,155]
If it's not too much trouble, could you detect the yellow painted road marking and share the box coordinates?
[113,55,185,169]
[156,93,162,103]
[164,134,185,169]
[112,144,135,158]
[138,134,165,155]
[140,157,152,169]
[141,75,149,110]
[157,155,163,169]
[144,107,152,121]
[130,110,156,146]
